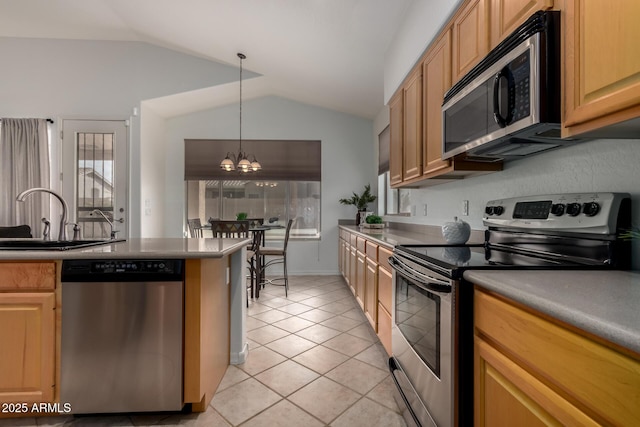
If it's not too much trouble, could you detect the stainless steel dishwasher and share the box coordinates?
[61,259,184,414]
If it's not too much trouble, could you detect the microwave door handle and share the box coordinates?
[493,66,514,128]
[389,256,452,294]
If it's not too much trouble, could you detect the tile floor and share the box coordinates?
[1,276,406,427]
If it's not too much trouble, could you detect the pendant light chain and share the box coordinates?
[238,52,244,154]
[219,52,260,172]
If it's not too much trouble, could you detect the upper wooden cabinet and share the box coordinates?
[563,0,640,137]
[403,68,423,181]
[423,31,453,176]
[389,90,404,186]
[490,0,554,48]
[452,0,489,83]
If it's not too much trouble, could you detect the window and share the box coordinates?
[184,138,322,240]
[187,180,320,239]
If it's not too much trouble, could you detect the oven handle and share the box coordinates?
[389,256,452,294]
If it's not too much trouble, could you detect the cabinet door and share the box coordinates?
[403,68,423,181]
[452,0,488,83]
[389,91,404,185]
[0,292,55,404]
[356,250,366,309]
[364,258,378,330]
[377,266,393,314]
[423,31,453,176]
[349,245,357,295]
[564,0,640,136]
[475,337,598,427]
[490,0,553,48]
[377,303,392,356]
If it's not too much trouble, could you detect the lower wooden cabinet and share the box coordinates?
[339,229,394,356]
[184,257,229,411]
[474,288,640,426]
[364,257,378,330]
[0,292,56,404]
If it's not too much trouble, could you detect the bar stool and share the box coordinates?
[259,219,293,297]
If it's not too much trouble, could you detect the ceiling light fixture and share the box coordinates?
[220,53,261,173]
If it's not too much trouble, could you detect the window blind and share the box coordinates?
[184,139,321,181]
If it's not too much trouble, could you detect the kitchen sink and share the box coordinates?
[0,239,125,251]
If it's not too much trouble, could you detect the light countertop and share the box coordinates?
[339,224,482,248]
[0,238,250,260]
[465,270,640,355]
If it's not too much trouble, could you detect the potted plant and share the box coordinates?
[364,214,384,229]
[236,212,248,220]
[339,184,377,226]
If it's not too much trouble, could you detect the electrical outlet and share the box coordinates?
[462,200,469,216]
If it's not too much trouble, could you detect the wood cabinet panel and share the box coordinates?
[378,303,392,356]
[0,292,55,404]
[378,266,393,315]
[356,236,366,253]
[475,290,640,426]
[389,91,404,185]
[184,257,229,411]
[365,241,378,262]
[364,258,378,330]
[490,0,553,48]
[378,246,393,273]
[423,30,452,176]
[452,0,488,83]
[475,337,599,427]
[403,68,423,181]
[0,262,56,291]
[356,250,366,309]
[564,0,640,136]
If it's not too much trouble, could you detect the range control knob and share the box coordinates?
[566,203,581,217]
[485,206,494,215]
[551,203,565,216]
[582,202,600,217]
[494,206,505,216]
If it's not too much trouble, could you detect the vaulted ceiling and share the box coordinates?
[0,0,413,119]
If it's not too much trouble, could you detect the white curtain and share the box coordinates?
[0,118,50,236]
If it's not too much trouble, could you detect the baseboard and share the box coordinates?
[230,341,249,365]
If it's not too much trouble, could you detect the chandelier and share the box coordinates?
[220,53,261,173]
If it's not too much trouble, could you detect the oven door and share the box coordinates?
[389,254,453,427]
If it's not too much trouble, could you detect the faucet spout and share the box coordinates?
[91,209,118,239]
[16,188,69,241]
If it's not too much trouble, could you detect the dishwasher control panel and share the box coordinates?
[62,259,184,281]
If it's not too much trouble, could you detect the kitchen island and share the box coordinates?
[0,238,250,417]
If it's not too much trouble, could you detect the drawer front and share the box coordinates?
[475,289,640,426]
[378,265,393,314]
[378,246,393,273]
[377,303,392,356]
[356,236,366,253]
[365,240,378,261]
[0,262,56,291]
[350,233,357,247]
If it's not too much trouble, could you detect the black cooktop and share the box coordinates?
[395,243,611,279]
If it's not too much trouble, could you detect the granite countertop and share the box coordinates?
[339,224,479,247]
[465,270,640,355]
[0,238,250,260]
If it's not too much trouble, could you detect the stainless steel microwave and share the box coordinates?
[442,11,576,161]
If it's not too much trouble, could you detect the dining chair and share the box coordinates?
[246,218,264,229]
[259,219,294,297]
[187,218,203,238]
[245,230,263,305]
[0,225,33,238]
[209,220,250,238]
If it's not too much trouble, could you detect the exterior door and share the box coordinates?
[62,119,128,239]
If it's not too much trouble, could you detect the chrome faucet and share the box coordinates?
[91,209,118,239]
[41,218,51,241]
[16,188,69,241]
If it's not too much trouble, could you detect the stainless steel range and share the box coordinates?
[388,192,631,427]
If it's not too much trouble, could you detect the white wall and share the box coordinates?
[0,37,243,236]
[139,105,167,237]
[384,0,461,103]
[163,96,375,274]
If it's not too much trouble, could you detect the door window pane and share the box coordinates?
[76,132,114,239]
